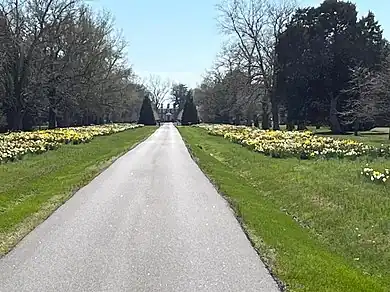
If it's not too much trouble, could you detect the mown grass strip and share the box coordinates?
[0,126,156,256]
[178,126,389,292]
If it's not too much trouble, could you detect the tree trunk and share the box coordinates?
[271,99,280,130]
[22,111,34,131]
[8,90,25,130]
[297,121,307,131]
[48,107,57,129]
[353,119,359,136]
[261,102,270,130]
[63,110,70,127]
[234,115,240,125]
[286,122,294,131]
[13,111,25,131]
[254,115,259,128]
[262,114,269,130]
[286,107,295,131]
[329,97,342,134]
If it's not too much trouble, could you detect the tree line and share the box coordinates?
[195,0,390,135]
[0,0,147,132]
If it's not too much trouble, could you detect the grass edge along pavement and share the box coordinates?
[0,126,156,256]
[181,130,287,292]
[178,126,389,292]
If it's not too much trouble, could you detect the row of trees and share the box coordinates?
[195,0,390,135]
[0,0,147,132]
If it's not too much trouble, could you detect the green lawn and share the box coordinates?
[0,126,156,256]
[179,126,390,292]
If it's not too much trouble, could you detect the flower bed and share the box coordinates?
[0,124,143,163]
[199,124,390,160]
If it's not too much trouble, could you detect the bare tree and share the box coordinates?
[342,62,390,138]
[144,74,172,109]
[213,42,264,125]
[216,0,296,129]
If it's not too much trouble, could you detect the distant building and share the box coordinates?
[159,104,181,122]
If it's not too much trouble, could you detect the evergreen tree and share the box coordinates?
[181,92,199,125]
[138,95,156,125]
[171,83,189,115]
[357,11,386,70]
[275,0,387,133]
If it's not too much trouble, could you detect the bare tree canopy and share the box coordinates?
[0,0,146,131]
[215,0,296,129]
[341,60,390,136]
[143,74,172,109]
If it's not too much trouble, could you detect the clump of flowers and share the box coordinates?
[0,123,143,163]
[361,166,389,184]
[197,124,390,160]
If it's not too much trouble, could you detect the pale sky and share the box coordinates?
[89,0,390,89]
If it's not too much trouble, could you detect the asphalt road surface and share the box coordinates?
[0,123,279,292]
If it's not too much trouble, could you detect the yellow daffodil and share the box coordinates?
[198,124,390,160]
[0,124,142,163]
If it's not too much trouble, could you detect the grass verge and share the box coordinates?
[0,126,156,256]
[178,126,390,292]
